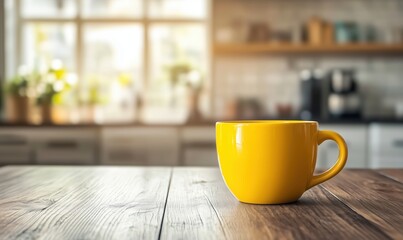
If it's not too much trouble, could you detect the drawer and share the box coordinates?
[0,146,31,164]
[0,133,31,164]
[103,147,148,165]
[102,127,178,140]
[181,127,215,142]
[36,149,95,164]
[29,128,98,141]
[369,124,403,169]
[101,127,179,166]
[183,148,218,166]
[370,153,403,168]
[106,137,174,149]
[369,124,403,154]
[319,124,367,150]
[318,124,367,169]
[0,128,98,165]
[147,150,178,166]
[320,148,366,169]
[35,139,96,164]
[103,146,178,166]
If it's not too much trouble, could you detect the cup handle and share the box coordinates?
[306,130,348,190]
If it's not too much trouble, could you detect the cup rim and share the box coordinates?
[216,120,318,125]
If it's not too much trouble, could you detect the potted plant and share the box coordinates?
[78,75,108,123]
[185,70,204,122]
[165,62,205,122]
[36,82,57,123]
[4,75,30,123]
[166,62,192,108]
[36,60,72,124]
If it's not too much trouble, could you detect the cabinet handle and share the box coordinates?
[47,140,78,149]
[393,140,403,148]
[108,151,147,163]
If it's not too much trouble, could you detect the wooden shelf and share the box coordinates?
[214,43,403,55]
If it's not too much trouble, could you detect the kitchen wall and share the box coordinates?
[214,56,403,118]
[213,0,403,119]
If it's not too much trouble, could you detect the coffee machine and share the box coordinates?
[326,69,361,119]
[299,69,324,120]
[299,68,362,120]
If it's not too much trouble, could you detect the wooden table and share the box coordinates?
[0,167,402,240]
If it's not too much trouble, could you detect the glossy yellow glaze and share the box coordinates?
[216,120,348,204]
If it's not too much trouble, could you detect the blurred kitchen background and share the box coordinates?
[0,0,402,168]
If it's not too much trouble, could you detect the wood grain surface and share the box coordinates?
[160,168,390,240]
[378,169,403,183]
[0,166,171,240]
[0,167,402,240]
[322,170,403,239]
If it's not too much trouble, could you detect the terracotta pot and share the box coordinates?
[186,89,202,123]
[79,105,96,123]
[41,103,53,124]
[6,96,29,123]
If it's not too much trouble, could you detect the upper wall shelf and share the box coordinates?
[214,43,403,55]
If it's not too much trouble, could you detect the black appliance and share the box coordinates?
[326,69,361,119]
[299,69,324,120]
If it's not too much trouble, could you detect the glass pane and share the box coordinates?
[148,0,206,19]
[5,0,16,78]
[149,24,207,86]
[23,23,76,71]
[82,0,142,18]
[146,24,207,123]
[22,0,76,18]
[83,24,143,123]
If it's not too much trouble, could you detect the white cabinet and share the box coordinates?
[33,128,98,165]
[0,129,33,164]
[1,123,401,168]
[0,128,98,165]
[181,127,217,166]
[317,124,367,169]
[101,127,179,166]
[369,124,403,168]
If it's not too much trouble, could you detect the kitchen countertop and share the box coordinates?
[0,166,402,239]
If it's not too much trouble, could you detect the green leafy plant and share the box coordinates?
[78,75,108,106]
[36,63,75,106]
[5,76,29,97]
[36,82,58,105]
[166,62,192,86]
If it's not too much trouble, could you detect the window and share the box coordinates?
[5,0,209,123]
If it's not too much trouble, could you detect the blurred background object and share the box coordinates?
[0,0,403,168]
[327,69,361,119]
[3,0,208,124]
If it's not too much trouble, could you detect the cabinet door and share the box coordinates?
[181,127,217,166]
[369,124,403,168]
[0,130,32,164]
[101,127,179,166]
[33,128,98,165]
[318,124,367,169]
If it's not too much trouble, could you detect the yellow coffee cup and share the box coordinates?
[216,120,348,204]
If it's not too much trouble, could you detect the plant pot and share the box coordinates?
[186,88,202,123]
[6,95,29,123]
[41,103,53,124]
[78,105,95,123]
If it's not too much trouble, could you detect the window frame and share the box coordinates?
[0,1,5,83]
[11,0,211,105]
